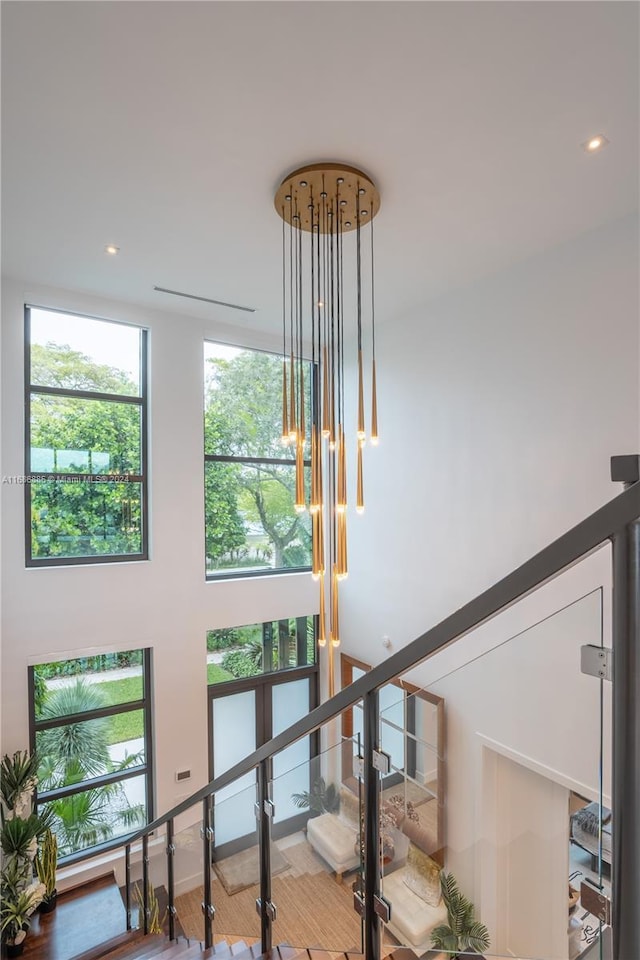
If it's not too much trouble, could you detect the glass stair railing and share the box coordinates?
[93,481,638,960]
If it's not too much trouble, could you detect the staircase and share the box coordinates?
[21,873,369,960]
[78,933,267,960]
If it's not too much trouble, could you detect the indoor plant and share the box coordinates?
[35,828,58,913]
[0,860,45,957]
[0,753,39,820]
[291,777,340,815]
[431,872,491,957]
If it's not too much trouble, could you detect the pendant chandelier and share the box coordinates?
[275,162,380,691]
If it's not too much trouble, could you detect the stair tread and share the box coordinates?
[21,872,128,960]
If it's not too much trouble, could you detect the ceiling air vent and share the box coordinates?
[153,285,256,313]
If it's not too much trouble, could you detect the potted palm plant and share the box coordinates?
[291,777,340,815]
[35,829,58,913]
[431,872,491,958]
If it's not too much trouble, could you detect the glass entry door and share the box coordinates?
[209,670,317,856]
[211,689,257,848]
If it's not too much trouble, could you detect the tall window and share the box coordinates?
[25,306,148,565]
[204,342,312,577]
[29,649,153,863]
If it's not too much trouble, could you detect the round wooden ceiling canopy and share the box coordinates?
[274,162,380,234]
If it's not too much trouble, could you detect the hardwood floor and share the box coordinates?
[22,874,127,960]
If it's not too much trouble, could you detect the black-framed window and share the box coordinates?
[25,305,148,565]
[204,341,312,578]
[28,648,153,865]
[206,615,316,685]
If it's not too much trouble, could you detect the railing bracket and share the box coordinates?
[373,893,391,923]
[255,897,277,921]
[580,879,611,925]
[581,645,613,681]
[201,901,215,920]
[352,755,364,780]
[372,749,392,775]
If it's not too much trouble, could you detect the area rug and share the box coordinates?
[213,844,289,895]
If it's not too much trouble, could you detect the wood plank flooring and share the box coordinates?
[22,873,127,960]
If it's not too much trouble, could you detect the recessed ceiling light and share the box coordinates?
[104,244,120,255]
[582,134,609,153]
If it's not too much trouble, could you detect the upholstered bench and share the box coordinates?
[305,784,361,882]
[382,842,448,952]
[306,809,360,883]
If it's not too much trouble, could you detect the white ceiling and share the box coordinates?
[2,1,638,334]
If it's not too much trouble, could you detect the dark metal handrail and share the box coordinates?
[120,481,639,845]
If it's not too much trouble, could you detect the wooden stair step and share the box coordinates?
[143,939,200,959]
[21,873,128,960]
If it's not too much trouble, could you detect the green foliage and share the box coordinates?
[206,628,240,652]
[44,781,144,858]
[35,679,145,857]
[37,680,111,786]
[34,651,142,681]
[204,349,312,570]
[221,650,261,680]
[31,342,136,394]
[0,812,53,861]
[0,751,39,812]
[291,777,339,815]
[29,343,143,560]
[431,872,491,956]
[0,866,45,945]
[35,829,57,897]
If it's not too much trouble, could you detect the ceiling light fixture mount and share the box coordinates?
[275,161,381,694]
[275,163,380,232]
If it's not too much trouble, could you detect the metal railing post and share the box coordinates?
[611,521,640,960]
[125,844,131,931]
[363,689,381,960]
[258,760,273,954]
[202,796,214,949]
[166,818,175,941]
[142,834,149,935]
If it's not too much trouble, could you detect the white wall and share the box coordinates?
[341,214,639,658]
[339,214,638,939]
[0,279,317,819]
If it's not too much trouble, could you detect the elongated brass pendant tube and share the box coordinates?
[294,436,305,513]
[318,571,327,647]
[310,425,319,513]
[336,509,348,579]
[357,349,365,442]
[331,566,340,647]
[356,441,364,514]
[312,510,320,579]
